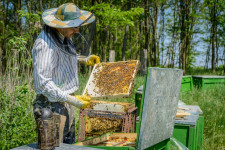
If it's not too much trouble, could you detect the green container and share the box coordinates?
[135,89,142,117]
[173,105,204,150]
[181,76,193,92]
[193,75,225,89]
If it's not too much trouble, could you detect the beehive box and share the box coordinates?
[173,105,204,150]
[78,61,140,141]
[78,101,137,142]
[193,75,225,89]
[180,76,193,92]
[83,60,140,99]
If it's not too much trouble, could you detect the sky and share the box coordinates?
[157,2,224,68]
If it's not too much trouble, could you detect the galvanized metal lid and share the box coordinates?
[136,85,143,95]
[175,114,199,126]
[137,68,183,150]
[192,75,225,78]
[182,75,192,78]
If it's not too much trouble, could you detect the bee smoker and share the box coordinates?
[35,108,55,150]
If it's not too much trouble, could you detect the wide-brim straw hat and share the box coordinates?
[42,3,95,28]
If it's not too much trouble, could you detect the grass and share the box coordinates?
[180,86,225,150]
[0,67,224,150]
[0,74,36,150]
[186,66,225,76]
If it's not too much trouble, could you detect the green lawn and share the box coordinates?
[180,86,225,150]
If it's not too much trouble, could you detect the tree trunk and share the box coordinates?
[171,2,176,68]
[0,42,2,76]
[144,0,149,50]
[140,1,149,66]
[211,28,215,72]
[223,47,225,74]
[101,29,107,62]
[185,0,191,71]
[2,0,9,74]
[151,2,158,66]
[205,38,211,70]
[215,24,218,66]
[0,0,3,75]
[140,49,148,76]
[40,0,43,12]
[143,0,149,66]
[211,1,216,73]
[179,45,182,69]
[180,0,186,74]
[160,2,165,66]
[122,26,129,61]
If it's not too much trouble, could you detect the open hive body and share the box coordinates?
[78,61,140,142]
[78,100,137,142]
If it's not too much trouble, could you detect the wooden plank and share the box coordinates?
[74,133,137,147]
[176,111,191,118]
[87,100,131,112]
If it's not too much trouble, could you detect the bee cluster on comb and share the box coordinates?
[85,117,123,136]
[83,60,140,99]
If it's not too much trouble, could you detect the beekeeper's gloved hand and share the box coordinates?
[66,95,91,109]
[78,55,100,66]
[85,55,100,66]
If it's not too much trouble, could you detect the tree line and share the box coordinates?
[0,0,225,77]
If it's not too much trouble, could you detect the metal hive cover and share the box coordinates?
[138,68,183,150]
[192,75,225,78]
[83,60,140,99]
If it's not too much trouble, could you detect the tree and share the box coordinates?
[204,0,225,72]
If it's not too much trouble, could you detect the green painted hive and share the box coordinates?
[181,76,193,92]
[173,105,204,150]
[193,75,225,89]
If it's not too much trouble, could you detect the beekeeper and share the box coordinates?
[32,3,99,144]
